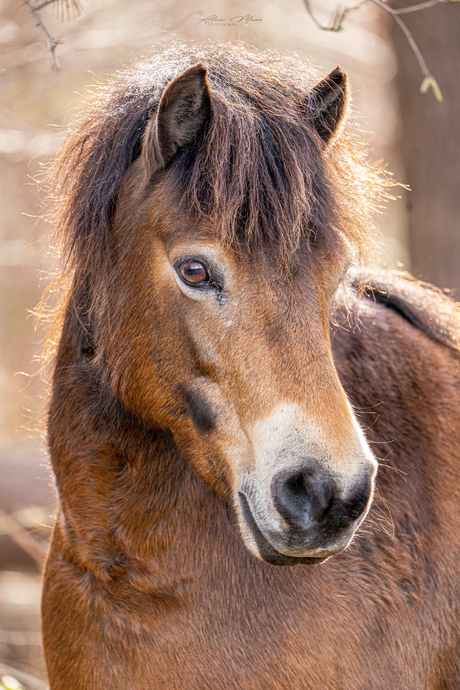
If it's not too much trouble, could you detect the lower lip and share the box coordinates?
[264,552,329,567]
[238,492,331,567]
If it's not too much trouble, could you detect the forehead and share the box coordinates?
[143,174,291,257]
[150,198,305,280]
[117,151,347,283]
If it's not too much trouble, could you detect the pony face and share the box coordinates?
[51,48,381,567]
[103,178,376,566]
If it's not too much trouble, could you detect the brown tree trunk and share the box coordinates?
[389,2,460,293]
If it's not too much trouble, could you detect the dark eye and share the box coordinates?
[177,259,210,287]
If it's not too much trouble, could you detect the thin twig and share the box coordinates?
[371,0,444,99]
[33,0,60,10]
[302,0,446,100]
[0,505,55,533]
[0,507,46,569]
[391,0,448,13]
[23,0,61,71]
[375,0,429,69]
[303,0,369,31]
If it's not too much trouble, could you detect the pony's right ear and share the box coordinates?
[142,63,211,179]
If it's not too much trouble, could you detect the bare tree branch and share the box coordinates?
[0,507,47,568]
[302,0,368,31]
[302,0,450,101]
[371,0,444,100]
[23,0,61,71]
[23,0,83,71]
[391,0,448,14]
[34,0,61,10]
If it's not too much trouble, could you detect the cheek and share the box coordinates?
[102,282,187,420]
[182,384,219,433]
[173,377,255,494]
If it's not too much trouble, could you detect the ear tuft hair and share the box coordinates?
[307,67,349,144]
[142,63,211,177]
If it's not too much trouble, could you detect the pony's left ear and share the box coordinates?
[142,63,211,178]
[307,67,349,144]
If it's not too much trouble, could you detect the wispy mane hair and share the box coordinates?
[40,41,389,359]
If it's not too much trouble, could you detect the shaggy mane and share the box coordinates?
[40,41,390,366]
[44,41,388,267]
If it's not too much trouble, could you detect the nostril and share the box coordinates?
[285,472,307,499]
[344,476,372,521]
[271,465,336,530]
[271,464,374,533]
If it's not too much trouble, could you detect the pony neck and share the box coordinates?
[50,381,224,580]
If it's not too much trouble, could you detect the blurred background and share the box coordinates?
[0,0,459,686]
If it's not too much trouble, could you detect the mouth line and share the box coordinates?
[238,492,329,567]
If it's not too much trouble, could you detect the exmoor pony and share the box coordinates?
[41,42,460,688]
